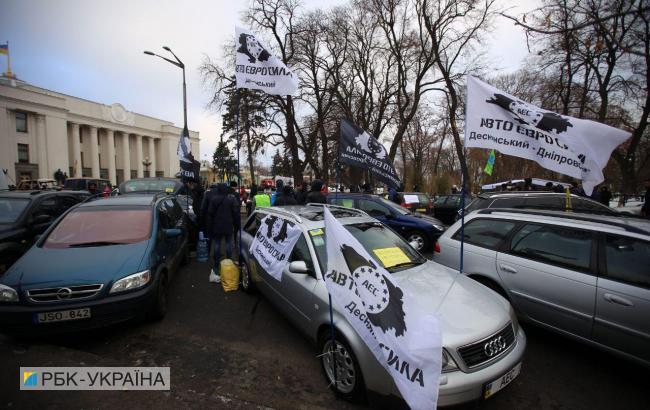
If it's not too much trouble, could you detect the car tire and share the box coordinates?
[406,231,429,252]
[318,331,365,402]
[150,273,168,321]
[240,261,255,293]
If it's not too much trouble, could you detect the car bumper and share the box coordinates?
[0,284,157,335]
[438,326,527,406]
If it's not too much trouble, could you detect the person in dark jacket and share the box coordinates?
[295,182,308,205]
[275,185,298,206]
[306,179,327,203]
[271,180,284,205]
[207,183,240,280]
[598,185,612,206]
[247,184,257,216]
[388,187,401,204]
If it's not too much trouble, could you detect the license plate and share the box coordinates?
[36,308,91,323]
[484,362,521,399]
[416,208,426,212]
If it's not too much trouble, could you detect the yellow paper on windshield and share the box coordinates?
[165,187,174,193]
[309,228,324,236]
[373,247,411,268]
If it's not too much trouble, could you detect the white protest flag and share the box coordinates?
[465,75,631,195]
[235,26,298,96]
[323,207,442,410]
[177,128,192,163]
[249,214,302,281]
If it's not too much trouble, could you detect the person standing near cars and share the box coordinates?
[306,179,327,203]
[295,182,308,205]
[275,185,298,206]
[642,178,650,219]
[253,184,271,211]
[207,183,240,282]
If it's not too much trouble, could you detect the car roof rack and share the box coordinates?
[305,203,369,217]
[478,208,650,235]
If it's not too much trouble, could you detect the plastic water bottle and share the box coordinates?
[196,231,208,263]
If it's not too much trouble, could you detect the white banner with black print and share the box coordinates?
[235,26,298,96]
[322,207,442,410]
[249,214,302,281]
[465,75,631,195]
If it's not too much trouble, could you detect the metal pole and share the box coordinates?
[182,65,188,130]
[236,90,242,263]
[328,293,338,398]
[459,180,466,274]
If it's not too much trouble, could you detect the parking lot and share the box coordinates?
[1,253,648,410]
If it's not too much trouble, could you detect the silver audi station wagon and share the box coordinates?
[239,205,526,406]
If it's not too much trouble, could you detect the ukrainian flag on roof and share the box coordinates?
[0,44,7,55]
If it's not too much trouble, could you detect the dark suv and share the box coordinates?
[0,190,89,273]
[462,192,619,219]
[326,193,446,251]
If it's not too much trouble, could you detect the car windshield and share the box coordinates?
[465,197,489,213]
[0,198,30,222]
[43,206,152,248]
[378,197,410,215]
[310,222,426,273]
[121,179,179,193]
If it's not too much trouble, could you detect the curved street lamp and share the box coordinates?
[143,47,187,133]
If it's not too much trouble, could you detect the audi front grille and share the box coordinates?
[457,323,516,368]
[26,284,104,303]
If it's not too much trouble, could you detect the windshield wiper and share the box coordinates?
[67,241,125,248]
[387,259,426,271]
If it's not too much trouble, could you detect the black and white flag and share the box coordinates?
[235,26,298,96]
[249,214,302,281]
[323,207,442,409]
[339,119,401,189]
[177,127,200,182]
[465,76,631,195]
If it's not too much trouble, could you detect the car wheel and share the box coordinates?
[150,273,168,321]
[406,231,428,251]
[318,331,365,401]
[240,261,255,293]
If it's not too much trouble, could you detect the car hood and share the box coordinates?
[1,241,150,289]
[409,213,445,226]
[393,261,512,348]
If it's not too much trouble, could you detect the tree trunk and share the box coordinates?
[285,96,303,184]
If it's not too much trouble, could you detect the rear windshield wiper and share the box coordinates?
[67,241,125,248]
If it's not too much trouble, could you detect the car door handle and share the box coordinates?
[499,264,517,274]
[603,293,633,307]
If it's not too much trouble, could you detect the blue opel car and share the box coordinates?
[326,193,446,251]
[0,194,188,334]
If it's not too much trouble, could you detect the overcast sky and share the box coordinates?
[0,0,539,165]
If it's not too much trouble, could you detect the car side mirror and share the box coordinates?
[33,214,53,224]
[164,228,182,239]
[289,261,309,274]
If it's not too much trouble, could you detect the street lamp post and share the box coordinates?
[142,157,152,176]
[143,46,188,133]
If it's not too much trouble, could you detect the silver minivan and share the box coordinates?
[240,205,526,406]
[435,208,650,367]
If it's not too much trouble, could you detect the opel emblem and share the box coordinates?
[484,336,507,357]
[56,287,72,300]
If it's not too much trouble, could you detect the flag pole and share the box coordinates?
[236,89,242,264]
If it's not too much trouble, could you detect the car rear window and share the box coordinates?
[121,179,179,193]
[63,179,86,190]
[43,206,152,248]
[0,198,30,222]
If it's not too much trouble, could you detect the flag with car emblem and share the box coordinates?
[322,207,442,409]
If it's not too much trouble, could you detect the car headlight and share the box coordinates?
[109,270,151,294]
[432,224,445,231]
[0,283,19,302]
[442,348,459,373]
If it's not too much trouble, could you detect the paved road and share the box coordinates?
[1,256,648,409]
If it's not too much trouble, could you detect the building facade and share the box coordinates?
[0,75,200,186]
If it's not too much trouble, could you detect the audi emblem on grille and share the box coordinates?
[56,287,73,300]
[484,336,507,357]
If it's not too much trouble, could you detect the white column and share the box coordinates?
[136,134,144,178]
[88,125,100,178]
[106,129,116,185]
[35,115,48,179]
[148,137,156,177]
[70,123,82,177]
[122,133,131,181]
